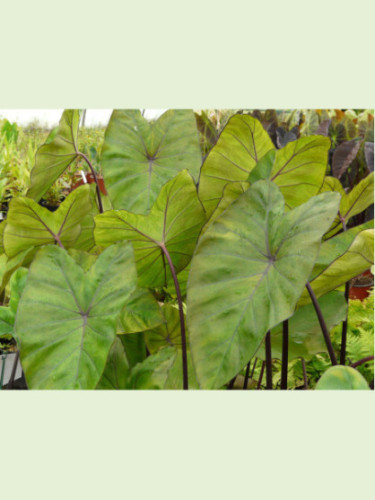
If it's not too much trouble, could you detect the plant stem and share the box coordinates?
[160,244,188,390]
[243,360,251,390]
[280,320,289,390]
[257,361,265,389]
[301,358,308,390]
[250,358,258,378]
[339,215,349,365]
[306,282,338,365]
[350,355,374,368]
[265,331,273,390]
[227,376,236,389]
[54,234,65,249]
[79,152,104,214]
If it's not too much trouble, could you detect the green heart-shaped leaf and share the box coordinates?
[187,180,340,389]
[3,185,94,258]
[14,243,137,389]
[315,366,370,390]
[198,114,274,217]
[101,110,202,213]
[95,170,206,288]
[0,268,28,337]
[27,110,81,201]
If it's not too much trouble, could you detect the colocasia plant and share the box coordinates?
[0,110,373,390]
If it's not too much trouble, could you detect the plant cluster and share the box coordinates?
[0,109,373,390]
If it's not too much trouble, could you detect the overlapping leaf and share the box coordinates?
[187,180,340,389]
[0,268,28,337]
[101,109,202,213]
[14,243,137,389]
[27,110,81,201]
[198,114,274,217]
[321,173,374,237]
[298,222,374,305]
[250,136,331,209]
[145,304,186,354]
[3,185,93,258]
[117,288,163,334]
[95,170,206,288]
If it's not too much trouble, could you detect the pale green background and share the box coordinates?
[1,1,374,499]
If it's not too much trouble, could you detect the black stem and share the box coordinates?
[257,361,265,389]
[265,331,273,390]
[227,376,236,390]
[250,358,258,378]
[350,355,374,368]
[160,244,188,390]
[301,358,308,390]
[339,216,349,365]
[243,361,251,390]
[7,350,19,390]
[79,152,104,214]
[306,282,338,365]
[280,320,289,390]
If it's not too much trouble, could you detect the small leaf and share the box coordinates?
[315,366,370,390]
[101,110,202,213]
[145,304,186,354]
[95,170,206,288]
[187,180,340,389]
[14,243,137,389]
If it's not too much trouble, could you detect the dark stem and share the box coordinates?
[7,350,19,389]
[350,355,374,368]
[227,376,236,390]
[257,361,265,389]
[54,234,65,249]
[339,216,349,365]
[160,244,188,390]
[79,152,104,214]
[250,358,258,378]
[265,331,273,390]
[243,360,251,390]
[301,358,308,390]
[340,282,350,365]
[306,282,338,366]
[280,320,289,390]
[370,379,374,390]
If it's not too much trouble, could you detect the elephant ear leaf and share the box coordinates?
[332,139,362,179]
[14,242,137,389]
[101,109,202,213]
[198,114,275,217]
[96,337,130,390]
[315,366,370,390]
[187,180,340,389]
[27,110,81,201]
[95,170,206,288]
[3,185,93,258]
